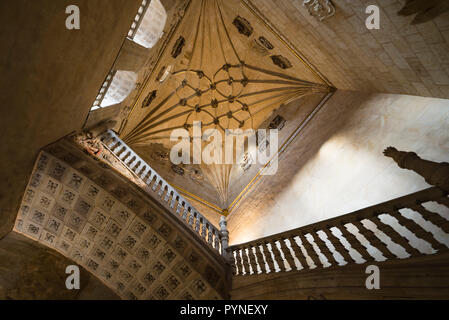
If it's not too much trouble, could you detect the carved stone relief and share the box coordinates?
[142,90,157,108]
[258,36,274,50]
[268,115,286,131]
[251,39,270,56]
[303,0,336,21]
[239,152,253,173]
[232,16,253,37]
[270,55,292,69]
[171,36,185,58]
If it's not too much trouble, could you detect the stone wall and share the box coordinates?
[0,232,118,300]
[0,0,142,238]
[231,250,449,299]
[228,90,449,245]
[250,0,449,98]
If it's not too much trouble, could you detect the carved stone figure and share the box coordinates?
[303,0,335,21]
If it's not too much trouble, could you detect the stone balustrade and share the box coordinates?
[227,187,449,275]
[228,147,449,275]
[98,130,227,255]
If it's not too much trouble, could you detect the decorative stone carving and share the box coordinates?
[232,16,253,37]
[268,115,286,131]
[240,152,253,173]
[171,164,185,176]
[251,39,269,56]
[303,0,335,21]
[156,66,167,82]
[142,90,157,108]
[188,168,204,184]
[151,150,170,162]
[270,55,292,69]
[258,36,274,50]
[171,36,185,58]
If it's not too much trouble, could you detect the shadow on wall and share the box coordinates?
[0,232,119,300]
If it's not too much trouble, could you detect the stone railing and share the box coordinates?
[227,187,449,275]
[227,148,449,275]
[98,129,228,256]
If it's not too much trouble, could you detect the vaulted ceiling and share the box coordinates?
[117,0,332,212]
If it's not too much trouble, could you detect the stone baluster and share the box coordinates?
[254,244,267,274]
[412,204,449,234]
[287,236,309,269]
[201,220,207,239]
[337,223,374,262]
[164,188,171,202]
[371,215,421,257]
[181,206,188,222]
[351,220,397,260]
[262,241,276,273]
[234,249,244,275]
[384,146,449,192]
[194,214,200,233]
[321,227,355,264]
[214,230,220,250]
[278,237,297,271]
[270,240,287,272]
[188,211,194,228]
[170,193,177,209]
[241,248,251,275]
[247,246,259,274]
[389,209,447,252]
[229,250,237,275]
[297,233,322,268]
[208,224,214,245]
[310,230,339,265]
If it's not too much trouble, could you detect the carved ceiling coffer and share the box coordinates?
[232,16,253,37]
[171,36,185,58]
[270,55,292,69]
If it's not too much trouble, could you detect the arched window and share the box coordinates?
[128,0,167,49]
[91,70,137,110]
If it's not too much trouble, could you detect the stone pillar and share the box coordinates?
[383,147,449,192]
[219,216,229,259]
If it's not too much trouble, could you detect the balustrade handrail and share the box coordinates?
[227,186,449,276]
[229,187,445,249]
[98,129,226,255]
